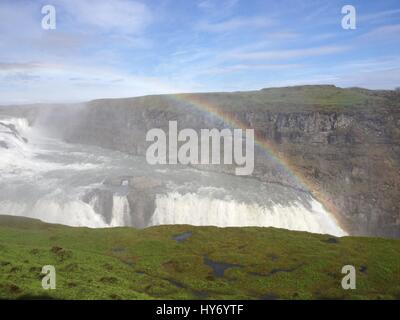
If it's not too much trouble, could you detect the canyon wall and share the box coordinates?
[3,85,399,237]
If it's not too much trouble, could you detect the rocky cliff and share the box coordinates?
[3,85,399,238]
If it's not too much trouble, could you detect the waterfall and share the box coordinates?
[109,195,131,227]
[0,116,347,236]
[0,198,107,228]
[150,192,346,236]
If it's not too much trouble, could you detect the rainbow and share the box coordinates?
[166,92,347,233]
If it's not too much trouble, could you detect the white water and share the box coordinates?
[110,195,131,227]
[0,198,107,228]
[151,192,346,236]
[0,117,108,227]
[0,118,35,173]
[0,116,347,236]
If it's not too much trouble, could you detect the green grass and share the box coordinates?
[0,215,399,300]
[90,85,399,114]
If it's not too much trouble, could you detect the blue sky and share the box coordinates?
[0,0,399,104]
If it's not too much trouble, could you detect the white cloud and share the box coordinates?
[335,68,400,90]
[0,62,42,71]
[264,31,299,40]
[197,0,239,11]
[0,61,190,104]
[60,0,152,34]
[359,9,400,23]
[260,64,400,91]
[199,63,303,75]
[360,24,400,41]
[198,16,274,33]
[225,45,349,61]
[334,56,400,73]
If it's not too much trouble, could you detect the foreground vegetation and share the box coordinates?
[0,215,399,300]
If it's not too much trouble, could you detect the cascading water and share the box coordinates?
[0,118,34,173]
[150,192,346,236]
[0,115,347,236]
[110,195,131,227]
[0,117,108,227]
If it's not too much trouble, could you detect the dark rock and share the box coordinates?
[359,265,367,273]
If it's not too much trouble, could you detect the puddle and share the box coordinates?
[203,256,241,278]
[172,232,192,243]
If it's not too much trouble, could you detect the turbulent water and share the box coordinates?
[0,116,347,236]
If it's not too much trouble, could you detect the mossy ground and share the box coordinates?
[0,215,399,300]
[137,85,400,113]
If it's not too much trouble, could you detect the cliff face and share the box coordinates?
[37,86,400,238]
[255,110,400,238]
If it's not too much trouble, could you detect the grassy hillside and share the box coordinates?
[0,215,399,300]
[89,85,400,113]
